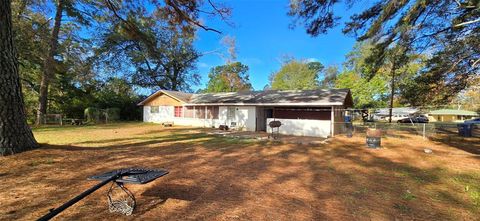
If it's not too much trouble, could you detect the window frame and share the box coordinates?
[195,106,206,119]
[227,107,236,119]
[184,106,194,118]
[207,106,219,119]
[150,106,159,114]
[174,106,183,117]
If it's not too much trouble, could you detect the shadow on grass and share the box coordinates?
[31,122,156,132]
[430,129,480,155]
[2,129,480,220]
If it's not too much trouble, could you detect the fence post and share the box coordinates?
[422,123,426,140]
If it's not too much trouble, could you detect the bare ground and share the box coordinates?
[1,123,480,221]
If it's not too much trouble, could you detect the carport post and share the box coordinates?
[331,106,334,137]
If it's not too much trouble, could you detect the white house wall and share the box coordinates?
[218,106,256,131]
[143,105,334,136]
[143,105,256,131]
[143,106,174,123]
[173,118,222,128]
[266,118,331,138]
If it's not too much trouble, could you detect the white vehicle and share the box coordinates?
[390,114,411,122]
[374,114,411,122]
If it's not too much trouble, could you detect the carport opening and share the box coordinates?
[273,107,332,120]
[256,106,332,131]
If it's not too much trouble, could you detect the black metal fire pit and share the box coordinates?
[268,120,282,139]
[37,167,168,221]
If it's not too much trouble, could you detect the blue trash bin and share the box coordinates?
[458,123,472,137]
[465,124,473,137]
[345,116,353,137]
[458,124,466,136]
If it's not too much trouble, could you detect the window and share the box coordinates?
[174,106,183,117]
[184,106,194,118]
[227,107,236,119]
[195,106,206,119]
[207,106,219,119]
[150,106,159,113]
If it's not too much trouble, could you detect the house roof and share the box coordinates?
[162,90,194,102]
[429,109,479,116]
[137,90,194,105]
[138,89,353,106]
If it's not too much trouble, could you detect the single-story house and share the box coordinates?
[428,109,479,122]
[373,107,420,121]
[138,89,353,137]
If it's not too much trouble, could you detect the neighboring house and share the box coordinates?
[138,89,353,137]
[373,107,420,121]
[428,109,479,122]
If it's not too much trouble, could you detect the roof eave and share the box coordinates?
[183,102,345,106]
[137,90,188,106]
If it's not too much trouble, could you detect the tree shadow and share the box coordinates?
[429,128,480,155]
[2,128,480,220]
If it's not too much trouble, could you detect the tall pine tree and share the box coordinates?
[0,0,38,155]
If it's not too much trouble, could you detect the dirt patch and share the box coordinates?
[1,123,479,220]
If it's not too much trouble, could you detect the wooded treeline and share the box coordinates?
[287,0,479,111]
[201,1,478,111]
[1,0,230,155]
[11,0,231,124]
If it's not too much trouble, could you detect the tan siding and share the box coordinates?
[144,93,183,106]
[429,114,473,122]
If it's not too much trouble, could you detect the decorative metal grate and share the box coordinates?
[38,167,168,220]
[90,168,169,184]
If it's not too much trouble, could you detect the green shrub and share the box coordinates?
[84,107,101,123]
[106,108,120,122]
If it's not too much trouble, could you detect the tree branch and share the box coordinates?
[454,18,480,27]
[165,0,222,34]
[472,58,480,68]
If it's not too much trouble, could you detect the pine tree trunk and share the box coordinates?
[388,60,396,123]
[35,0,64,126]
[0,0,39,156]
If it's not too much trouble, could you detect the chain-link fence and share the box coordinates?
[39,114,64,125]
[84,107,121,124]
[334,122,480,139]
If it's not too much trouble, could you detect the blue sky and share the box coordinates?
[192,0,365,91]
